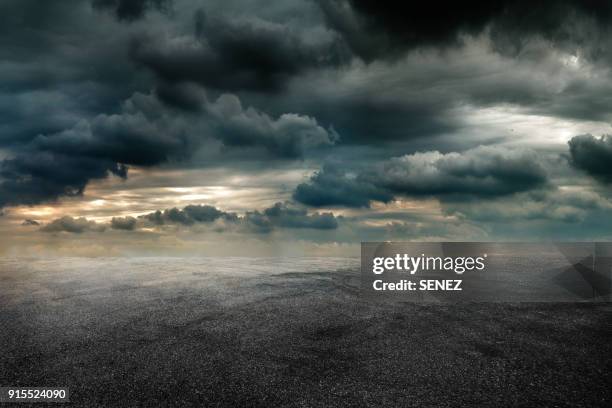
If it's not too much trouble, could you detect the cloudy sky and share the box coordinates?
[1,0,612,256]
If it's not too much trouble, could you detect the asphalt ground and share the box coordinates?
[1,258,611,407]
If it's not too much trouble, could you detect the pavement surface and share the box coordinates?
[1,257,611,407]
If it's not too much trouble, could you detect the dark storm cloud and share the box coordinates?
[128,4,475,146]
[153,82,206,112]
[0,0,342,210]
[294,94,457,144]
[31,90,337,166]
[21,219,40,226]
[317,0,612,60]
[41,216,106,234]
[295,146,547,207]
[0,86,337,208]
[32,114,192,167]
[293,164,393,208]
[568,134,612,182]
[0,152,126,207]
[261,38,612,147]
[0,0,144,147]
[0,0,170,207]
[206,94,338,157]
[257,202,338,230]
[92,0,172,21]
[131,10,347,93]
[0,92,186,207]
[1,0,610,221]
[0,0,147,100]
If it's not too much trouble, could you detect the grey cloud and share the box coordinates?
[371,146,548,197]
[184,204,238,223]
[0,1,169,208]
[274,38,612,149]
[131,10,347,93]
[0,0,148,105]
[92,0,171,21]
[2,0,611,248]
[153,81,207,112]
[568,134,612,182]
[142,202,339,232]
[32,115,189,167]
[111,216,138,230]
[293,164,393,208]
[317,1,612,61]
[242,211,273,233]
[42,202,339,234]
[21,219,40,226]
[295,146,548,207]
[41,216,105,234]
[294,90,457,145]
[259,202,338,230]
[445,190,610,225]
[0,151,126,207]
[142,204,237,226]
[0,89,336,208]
[438,187,612,240]
[243,205,339,233]
[207,94,338,158]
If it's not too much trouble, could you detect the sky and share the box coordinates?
[1,0,612,256]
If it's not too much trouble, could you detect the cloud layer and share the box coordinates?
[40,202,340,234]
[1,0,612,249]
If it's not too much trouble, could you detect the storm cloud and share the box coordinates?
[0,152,126,208]
[294,164,394,208]
[1,0,612,247]
[568,134,612,182]
[0,88,337,207]
[207,93,338,157]
[246,202,339,231]
[295,146,548,207]
[132,10,346,93]
[92,0,172,21]
[317,0,612,61]
[371,146,548,197]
